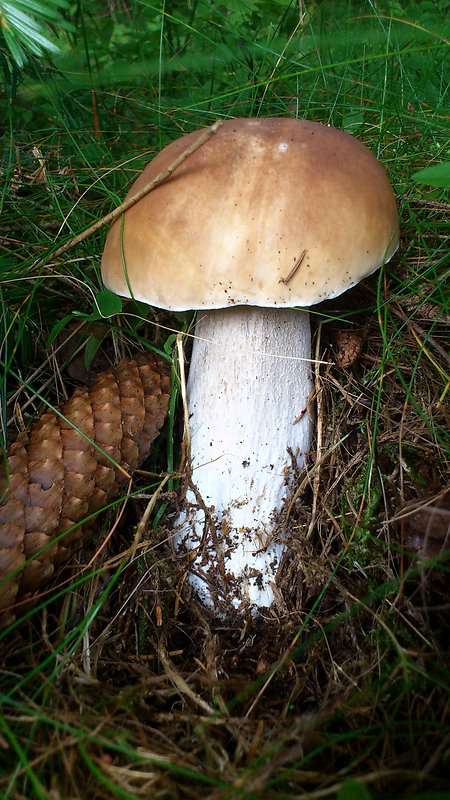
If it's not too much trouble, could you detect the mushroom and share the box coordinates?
[101,118,399,613]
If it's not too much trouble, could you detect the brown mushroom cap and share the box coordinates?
[101,118,399,311]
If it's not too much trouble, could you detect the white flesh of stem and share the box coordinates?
[173,306,312,611]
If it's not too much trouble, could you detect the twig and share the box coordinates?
[33,119,224,270]
[410,198,450,213]
[158,642,215,716]
[279,249,307,284]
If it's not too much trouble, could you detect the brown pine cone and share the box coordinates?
[333,329,363,368]
[0,352,171,628]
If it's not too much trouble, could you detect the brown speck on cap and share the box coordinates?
[102,118,399,311]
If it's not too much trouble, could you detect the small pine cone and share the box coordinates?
[333,329,363,368]
[0,352,171,628]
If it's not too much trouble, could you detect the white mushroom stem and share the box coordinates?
[173,306,313,611]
